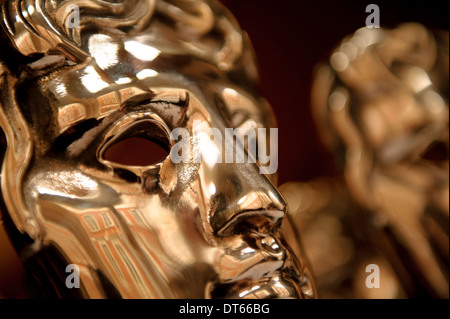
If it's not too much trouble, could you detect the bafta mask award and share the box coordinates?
[0,0,315,299]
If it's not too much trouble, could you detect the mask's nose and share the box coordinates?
[197,158,287,237]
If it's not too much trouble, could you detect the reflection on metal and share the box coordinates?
[0,0,314,298]
[284,23,448,298]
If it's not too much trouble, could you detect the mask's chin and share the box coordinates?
[208,271,301,299]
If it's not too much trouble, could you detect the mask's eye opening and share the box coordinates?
[98,118,172,180]
[103,136,169,167]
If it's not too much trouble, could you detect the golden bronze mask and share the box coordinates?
[0,0,315,298]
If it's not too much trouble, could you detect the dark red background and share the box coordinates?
[220,0,448,184]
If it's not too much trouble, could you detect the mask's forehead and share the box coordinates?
[0,0,155,60]
[0,0,254,77]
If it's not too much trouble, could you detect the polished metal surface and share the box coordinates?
[2,1,447,301]
[283,23,448,298]
[0,0,315,298]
